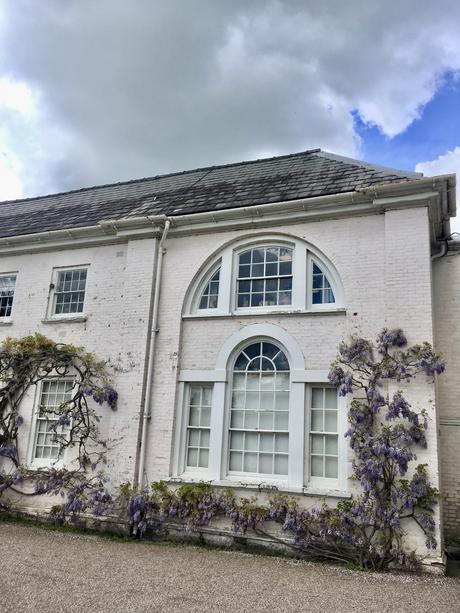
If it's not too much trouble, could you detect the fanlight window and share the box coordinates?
[188,238,342,315]
[312,262,335,304]
[237,247,293,308]
[229,341,290,476]
[198,269,220,310]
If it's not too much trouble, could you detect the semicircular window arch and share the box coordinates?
[185,236,343,316]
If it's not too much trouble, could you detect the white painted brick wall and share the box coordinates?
[0,237,156,500]
[0,204,448,560]
[143,206,442,559]
[433,250,460,541]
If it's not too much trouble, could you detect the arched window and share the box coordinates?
[174,323,347,493]
[228,341,290,476]
[198,268,220,310]
[184,235,343,316]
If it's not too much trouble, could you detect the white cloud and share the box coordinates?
[416,148,460,235]
[1,1,460,196]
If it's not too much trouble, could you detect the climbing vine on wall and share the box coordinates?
[0,333,117,518]
[126,329,444,570]
[0,330,445,570]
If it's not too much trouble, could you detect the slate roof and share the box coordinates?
[0,149,422,239]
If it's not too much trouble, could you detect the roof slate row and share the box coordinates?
[0,149,421,239]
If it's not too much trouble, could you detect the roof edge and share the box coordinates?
[318,150,422,180]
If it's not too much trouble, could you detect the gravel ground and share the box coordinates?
[1,522,460,613]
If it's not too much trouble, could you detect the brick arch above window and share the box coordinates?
[183,233,345,317]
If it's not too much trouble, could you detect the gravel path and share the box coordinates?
[1,522,460,613]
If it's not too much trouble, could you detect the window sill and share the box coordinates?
[183,307,347,320]
[167,475,351,499]
[0,319,13,326]
[41,316,87,324]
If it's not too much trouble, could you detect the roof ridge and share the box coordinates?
[0,148,322,207]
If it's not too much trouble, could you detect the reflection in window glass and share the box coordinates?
[229,342,290,476]
[237,247,293,308]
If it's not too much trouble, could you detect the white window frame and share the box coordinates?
[225,341,290,479]
[191,260,222,314]
[231,242,297,314]
[0,271,18,320]
[180,383,213,475]
[28,377,75,468]
[305,384,347,491]
[174,324,348,496]
[48,265,89,319]
[184,234,344,317]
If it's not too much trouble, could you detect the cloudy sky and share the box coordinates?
[0,0,460,229]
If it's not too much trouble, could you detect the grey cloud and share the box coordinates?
[0,0,460,196]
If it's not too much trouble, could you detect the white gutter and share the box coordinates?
[137,218,171,489]
[0,174,454,251]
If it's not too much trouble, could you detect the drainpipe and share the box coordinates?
[431,240,448,261]
[137,218,171,489]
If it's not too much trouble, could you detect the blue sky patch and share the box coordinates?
[354,72,460,173]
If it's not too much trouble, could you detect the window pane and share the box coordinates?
[187,448,198,467]
[325,435,338,455]
[274,454,288,475]
[260,433,273,451]
[229,342,290,476]
[275,433,288,453]
[231,410,244,428]
[325,457,338,479]
[229,451,243,471]
[244,411,258,428]
[311,388,324,408]
[259,411,274,430]
[243,453,257,472]
[198,449,209,468]
[325,388,338,409]
[324,410,337,432]
[311,455,323,477]
[230,431,244,450]
[259,454,273,474]
[311,434,324,454]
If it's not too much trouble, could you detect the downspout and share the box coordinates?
[137,218,171,489]
[431,240,448,261]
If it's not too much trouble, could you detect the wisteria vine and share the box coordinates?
[0,333,117,519]
[126,329,443,570]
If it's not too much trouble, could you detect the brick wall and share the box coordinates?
[433,248,460,543]
[144,205,442,559]
[0,203,447,560]
[0,237,156,504]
